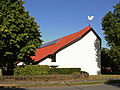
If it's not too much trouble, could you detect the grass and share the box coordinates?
[88,75,120,80]
[1,75,120,82]
[0,81,106,88]
[0,75,120,88]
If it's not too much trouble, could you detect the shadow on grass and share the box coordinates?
[105,79,120,88]
[0,86,26,90]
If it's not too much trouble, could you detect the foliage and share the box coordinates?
[101,48,111,67]
[14,65,49,76]
[48,68,81,75]
[101,1,120,73]
[101,48,120,74]
[14,65,81,76]
[72,72,81,75]
[0,0,42,73]
[94,38,101,69]
[101,48,111,74]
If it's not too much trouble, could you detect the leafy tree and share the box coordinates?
[101,48,113,74]
[101,48,120,74]
[101,48,111,68]
[101,2,120,73]
[0,0,42,75]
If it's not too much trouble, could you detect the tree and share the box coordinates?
[101,48,120,74]
[101,48,110,68]
[0,0,42,75]
[101,2,120,73]
[101,48,113,74]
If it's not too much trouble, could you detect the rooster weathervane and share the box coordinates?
[88,16,94,26]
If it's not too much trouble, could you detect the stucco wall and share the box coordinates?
[39,31,101,75]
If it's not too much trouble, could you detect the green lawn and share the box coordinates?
[88,75,120,80]
[0,75,120,88]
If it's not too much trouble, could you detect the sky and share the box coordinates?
[23,0,118,47]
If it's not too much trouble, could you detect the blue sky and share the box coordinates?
[23,0,118,47]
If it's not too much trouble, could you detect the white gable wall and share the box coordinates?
[39,58,52,65]
[39,31,101,75]
[56,31,101,75]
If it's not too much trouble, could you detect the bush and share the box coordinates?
[72,72,81,75]
[14,65,49,76]
[48,68,81,74]
[14,65,81,76]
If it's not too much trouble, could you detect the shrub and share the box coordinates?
[72,72,81,75]
[14,65,49,76]
[48,68,81,74]
[14,65,81,76]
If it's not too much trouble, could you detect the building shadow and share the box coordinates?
[0,86,26,90]
[105,79,120,88]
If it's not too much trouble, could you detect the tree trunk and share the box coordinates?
[0,68,2,76]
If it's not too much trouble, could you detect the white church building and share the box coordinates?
[31,26,101,75]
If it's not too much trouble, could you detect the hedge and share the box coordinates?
[49,68,81,74]
[14,65,49,76]
[14,65,81,76]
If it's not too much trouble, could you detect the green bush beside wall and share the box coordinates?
[49,68,81,74]
[14,65,49,76]
[14,65,81,76]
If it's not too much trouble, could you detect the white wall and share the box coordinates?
[39,58,53,65]
[39,31,101,75]
[56,31,101,75]
[17,62,25,66]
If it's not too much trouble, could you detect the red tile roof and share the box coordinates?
[31,26,92,62]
